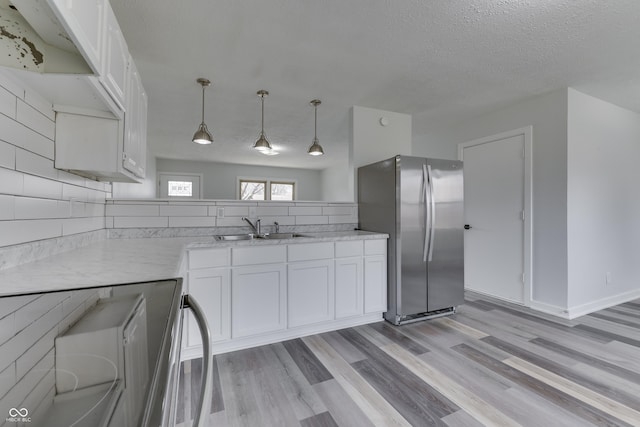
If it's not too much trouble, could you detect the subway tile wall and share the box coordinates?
[106,200,359,232]
[0,71,111,249]
[0,289,100,423]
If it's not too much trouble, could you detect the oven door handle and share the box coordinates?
[182,294,212,427]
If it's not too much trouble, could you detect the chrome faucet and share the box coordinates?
[242,217,261,235]
[274,221,280,233]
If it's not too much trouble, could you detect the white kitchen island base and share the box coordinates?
[181,236,388,358]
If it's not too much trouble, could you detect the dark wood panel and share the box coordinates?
[300,411,340,427]
[211,355,225,413]
[282,338,334,385]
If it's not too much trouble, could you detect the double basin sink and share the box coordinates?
[214,232,309,241]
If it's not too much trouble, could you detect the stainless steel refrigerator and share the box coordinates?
[358,155,464,325]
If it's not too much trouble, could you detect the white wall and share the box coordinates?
[352,106,412,168]
[413,89,569,309]
[566,89,640,312]
[155,158,323,201]
[111,147,157,198]
[0,70,110,249]
[321,163,352,201]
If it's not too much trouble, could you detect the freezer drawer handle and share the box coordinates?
[464,224,472,230]
[182,294,213,427]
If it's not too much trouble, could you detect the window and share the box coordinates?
[239,179,295,200]
[270,182,294,200]
[240,180,266,200]
[158,173,202,198]
[167,181,193,197]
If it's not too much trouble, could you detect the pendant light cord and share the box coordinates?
[201,85,206,125]
[261,95,265,135]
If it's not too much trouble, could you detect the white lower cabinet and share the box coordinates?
[335,257,363,318]
[183,238,387,357]
[187,267,230,346]
[364,255,387,313]
[288,260,335,327]
[232,264,287,338]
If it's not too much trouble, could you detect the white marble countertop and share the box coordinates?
[0,231,388,296]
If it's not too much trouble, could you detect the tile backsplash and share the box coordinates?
[0,71,111,250]
[106,199,359,237]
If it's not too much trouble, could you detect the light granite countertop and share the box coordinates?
[0,231,388,296]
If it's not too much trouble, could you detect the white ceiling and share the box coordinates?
[109,0,640,170]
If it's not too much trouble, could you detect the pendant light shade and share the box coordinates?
[253,90,272,151]
[192,78,213,145]
[308,99,324,156]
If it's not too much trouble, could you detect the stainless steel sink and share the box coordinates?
[214,234,255,241]
[258,233,308,239]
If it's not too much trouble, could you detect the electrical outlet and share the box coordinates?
[605,272,612,285]
[217,207,225,218]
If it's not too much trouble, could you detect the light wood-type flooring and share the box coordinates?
[176,292,640,426]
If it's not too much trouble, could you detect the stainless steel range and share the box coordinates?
[0,279,211,427]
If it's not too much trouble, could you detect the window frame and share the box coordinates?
[237,177,297,201]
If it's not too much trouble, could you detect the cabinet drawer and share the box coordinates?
[232,245,286,266]
[364,239,387,256]
[335,240,363,258]
[288,242,334,262]
[189,248,229,270]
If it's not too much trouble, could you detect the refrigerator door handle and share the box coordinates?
[182,294,213,427]
[427,165,436,262]
[422,164,430,262]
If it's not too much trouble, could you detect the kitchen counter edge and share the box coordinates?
[0,231,388,296]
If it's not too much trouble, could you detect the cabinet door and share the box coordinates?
[136,87,148,177]
[335,257,363,319]
[232,264,286,338]
[364,255,387,313]
[187,268,230,347]
[123,301,149,426]
[49,0,106,73]
[123,60,146,177]
[102,3,129,109]
[288,260,334,327]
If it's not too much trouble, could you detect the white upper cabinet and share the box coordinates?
[123,60,147,178]
[102,3,129,110]
[25,0,150,181]
[48,0,106,74]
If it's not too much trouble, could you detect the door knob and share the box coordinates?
[464,224,472,230]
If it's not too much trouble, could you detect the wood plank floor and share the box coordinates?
[176,292,640,426]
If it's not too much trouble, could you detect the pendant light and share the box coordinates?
[308,99,324,156]
[192,78,213,144]
[253,90,272,151]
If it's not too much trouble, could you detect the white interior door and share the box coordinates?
[462,133,525,303]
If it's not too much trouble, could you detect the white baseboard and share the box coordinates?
[564,289,640,319]
[530,289,640,320]
[529,300,571,319]
[181,312,384,359]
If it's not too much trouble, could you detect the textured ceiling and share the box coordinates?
[109,0,640,169]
